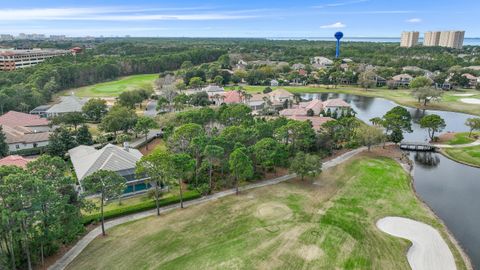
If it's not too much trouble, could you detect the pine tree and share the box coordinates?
[0,126,8,157]
[76,125,93,145]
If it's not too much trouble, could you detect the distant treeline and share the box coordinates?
[0,44,225,113]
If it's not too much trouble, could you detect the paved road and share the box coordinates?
[129,129,162,149]
[143,100,158,117]
[48,148,365,270]
[377,217,456,270]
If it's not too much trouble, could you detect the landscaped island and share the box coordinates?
[67,153,469,270]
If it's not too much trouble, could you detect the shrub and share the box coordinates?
[9,146,47,156]
[82,190,201,225]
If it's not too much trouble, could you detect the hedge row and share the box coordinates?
[82,190,201,225]
[9,146,47,156]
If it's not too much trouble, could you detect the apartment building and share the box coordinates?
[0,48,71,71]
[424,31,442,46]
[439,31,465,49]
[400,31,419,48]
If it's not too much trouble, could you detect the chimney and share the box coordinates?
[123,142,129,152]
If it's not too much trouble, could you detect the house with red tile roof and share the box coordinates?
[223,91,243,104]
[0,111,51,152]
[0,155,34,168]
[286,116,335,130]
[322,98,351,113]
[0,111,50,132]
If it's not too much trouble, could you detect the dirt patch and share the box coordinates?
[298,244,324,261]
[254,202,292,221]
[437,132,456,144]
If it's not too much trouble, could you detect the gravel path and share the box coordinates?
[49,147,366,270]
[377,217,456,270]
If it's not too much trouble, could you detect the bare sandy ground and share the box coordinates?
[460,98,480,104]
[377,217,456,270]
[453,94,475,97]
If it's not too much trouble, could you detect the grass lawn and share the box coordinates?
[227,85,480,116]
[67,154,467,270]
[59,74,158,98]
[443,146,480,168]
[446,132,479,145]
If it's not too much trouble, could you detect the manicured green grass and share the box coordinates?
[444,146,480,167]
[68,155,467,270]
[446,132,479,145]
[227,85,480,116]
[61,74,158,97]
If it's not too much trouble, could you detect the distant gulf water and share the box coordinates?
[269,37,480,46]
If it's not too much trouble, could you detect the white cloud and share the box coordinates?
[320,22,346,29]
[313,0,369,8]
[0,7,259,21]
[406,18,422,23]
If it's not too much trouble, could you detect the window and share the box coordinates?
[16,145,20,149]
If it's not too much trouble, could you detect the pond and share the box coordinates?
[302,92,474,141]
[302,93,480,268]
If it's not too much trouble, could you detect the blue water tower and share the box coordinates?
[334,31,344,58]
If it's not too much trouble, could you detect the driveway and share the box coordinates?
[143,100,158,117]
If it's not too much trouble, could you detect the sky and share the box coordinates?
[0,0,479,38]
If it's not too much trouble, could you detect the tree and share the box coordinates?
[358,70,376,90]
[136,149,172,215]
[379,106,412,143]
[53,112,85,131]
[157,97,170,112]
[409,76,432,89]
[253,138,288,173]
[76,125,93,145]
[171,153,195,208]
[307,108,315,116]
[274,120,316,153]
[357,126,385,151]
[390,128,404,144]
[189,77,204,89]
[175,81,187,91]
[0,126,8,157]
[47,126,78,157]
[465,118,480,137]
[170,123,204,153]
[100,105,138,136]
[412,87,442,106]
[82,98,108,122]
[420,114,446,141]
[218,104,253,126]
[134,116,158,150]
[213,75,224,86]
[229,147,254,195]
[289,152,322,181]
[82,170,126,236]
[203,145,224,192]
[189,92,211,107]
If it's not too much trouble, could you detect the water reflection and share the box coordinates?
[414,152,441,168]
[411,152,480,269]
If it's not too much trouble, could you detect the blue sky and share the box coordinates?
[0,0,478,37]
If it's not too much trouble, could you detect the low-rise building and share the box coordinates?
[0,155,34,168]
[270,79,279,87]
[44,96,89,118]
[462,73,479,87]
[268,89,294,104]
[69,144,146,194]
[311,56,333,68]
[391,74,414,87]
[286,115,335,130]
[0,48,71,71]
[0,111,51,152]
[322,98,351,113]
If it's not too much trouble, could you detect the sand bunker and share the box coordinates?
[298,244,324,261]
[254,202,292,221]
[377,217,456,270]
[460,98,480,104]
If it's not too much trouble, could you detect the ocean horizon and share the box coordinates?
[269,37,480,46]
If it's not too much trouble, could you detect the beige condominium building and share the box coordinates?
[424,31,442,46]
[0,48,71,71]
[439,31,465,49]
[400,31,420,47]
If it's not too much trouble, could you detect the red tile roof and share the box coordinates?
[286,116,335,130]
[323,98,350,108]
[223,91,243,104]
[0,155,34,168]
[0,111,49,127]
